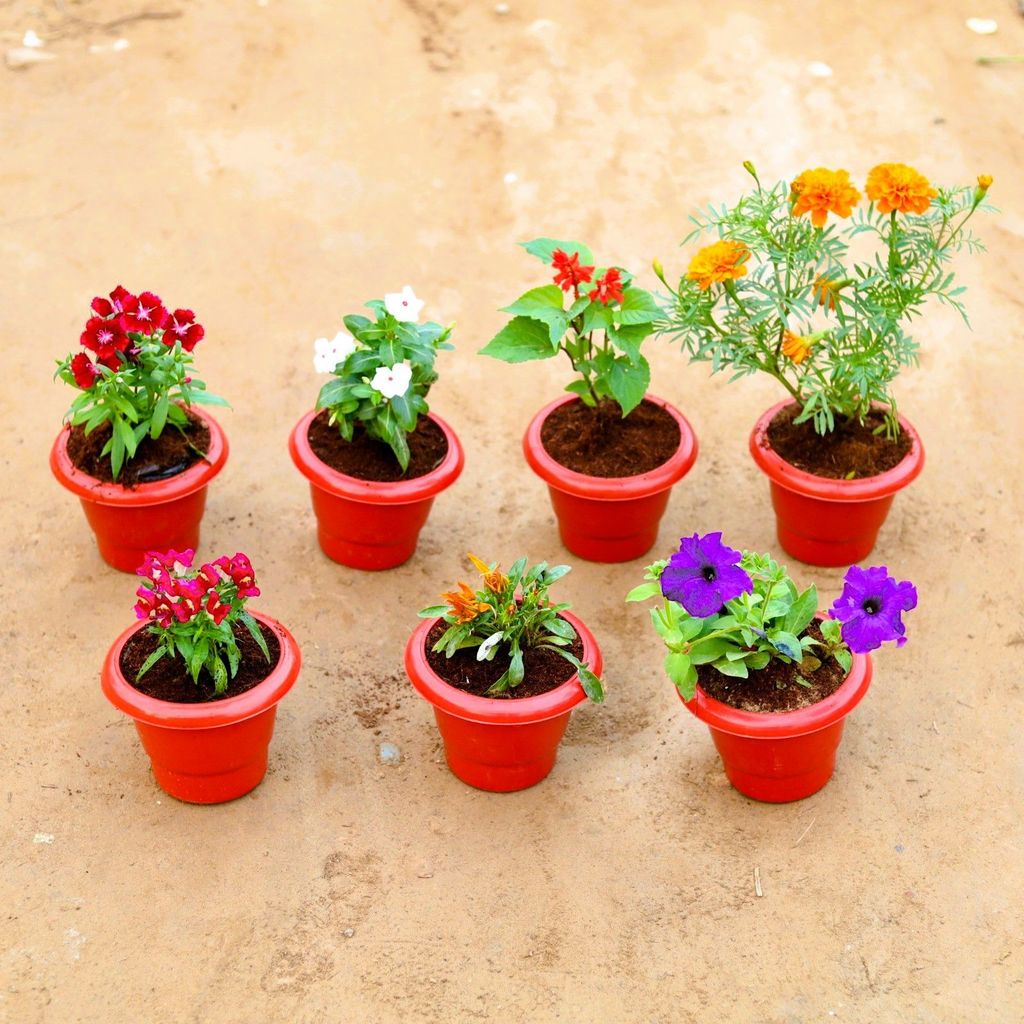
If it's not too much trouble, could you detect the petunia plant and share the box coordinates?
[419,554,604,701]
[133,549,270,696]
[627,532,916,700]
[313,286,453,471]
[55,286,225,479]
[480,238,662,416]
[655,163,994,436]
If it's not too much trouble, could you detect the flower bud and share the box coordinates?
[651,257,668,286]
[972,174,993,207]
[742,160,758,180]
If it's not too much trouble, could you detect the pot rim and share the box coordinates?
[522,393,698,500]
[101,611,301,729]
[749,399,924,502]
[289,409,464,505]
[50,405,229,507]
[405,609,603,725]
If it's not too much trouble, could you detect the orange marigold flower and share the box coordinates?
[441,582,491,624]
[468,553,509,594]
[781,330,813,365]
[686,240,750,291]
[790,168,861,228]
[977,174,993,192]
[813,275,840,311]
[865,163,937,215]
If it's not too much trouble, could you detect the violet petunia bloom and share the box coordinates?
[829,565,918,653]
[660,532,753,617]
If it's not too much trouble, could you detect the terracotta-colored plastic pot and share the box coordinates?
[289,410,464,571]
[523,394,698,563]
[405,611,602,792]
[682,647,873,803]
[749,401,924,567]
[50,408,229,573]
[101,612,301,804]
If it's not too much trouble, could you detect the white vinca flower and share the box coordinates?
[476,632,504,662]
[313,331,357,374]
[384,285,425,324]
[370,361,413,400]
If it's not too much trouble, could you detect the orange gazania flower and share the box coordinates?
[813,275,840,311]
[686,240,750,291]
[441,582,491,624]
[468,553,509,594]
[781,330,813,365]
[865,163,937,215]
[790,168,861,228]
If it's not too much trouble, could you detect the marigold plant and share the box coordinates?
[656,163,993,435]
[313,286,453,471]
[419,554,604,701]
[55,286,225,479]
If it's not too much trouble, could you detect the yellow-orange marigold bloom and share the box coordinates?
[790,168,861,228]
[977,174,993,192]
[441,582,491,624]
[813,275,840,311]
[781,330,813,365]
[865,163,937,215]
[468,553,509,594]
[686,240,750,291]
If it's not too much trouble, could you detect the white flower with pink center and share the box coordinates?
[313,331,357,374]
[384,285,424,324]
[370,361,413,399]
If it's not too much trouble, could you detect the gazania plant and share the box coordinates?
[55,286,225,479]
[655,162,994,435]
[133,548,269,695]
[419,554,604,701]
[480,238,662,416]
[313,286,453,471]
[627,532,917,700]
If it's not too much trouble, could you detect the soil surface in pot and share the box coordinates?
[765,405,912,479]
[120,622,281,703]
[424,618,585,699]
[540,398,681,477]
[68,409,211,486]
[695,621,847,713]
[308,409,448,482]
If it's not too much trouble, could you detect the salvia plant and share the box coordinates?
[419,554,604,702]
[627,532,917,700]
[55,286,226,479]
[655,163,994,436]
[313,286,453,471]
[133,549,269,695]
[480,238,662,416]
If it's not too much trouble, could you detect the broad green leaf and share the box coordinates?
[501,285,569,345]
[770,631,803,661]
[577,665,604,703]
[608,356,650,416]
[690,639,734,665]
[606,322,653,361]
[626,581,660,602]
[518,237,594,265]
[834,647,853,674]
[785,585,819,636]
[665,652,698,699]
[710,658,749,679]
[479,317,558,363]
[617,287,663,325]
[581,302,613,335]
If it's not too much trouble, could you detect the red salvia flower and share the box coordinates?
[70,352,100,389]
[551,248,595,293]
[588,267,625,305]
[163,308,205,351]
[80,314,132,369]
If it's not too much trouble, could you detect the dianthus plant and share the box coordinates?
[133,549,270,695]
[419,554,604,702]
[480,239,661,416]
[55,286,225,479]
[656,163,993,436]
[627,532,916,700]
[313,286,453,471]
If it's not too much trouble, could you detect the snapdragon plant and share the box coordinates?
[313,286,453,471]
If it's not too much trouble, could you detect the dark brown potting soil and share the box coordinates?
[540,398,681,477]
[696,621,847,714]
[67,410,211,486]
[764,404,912,479]
[307,409,448,482]
[424,618,585,699]
[120,621,280,704]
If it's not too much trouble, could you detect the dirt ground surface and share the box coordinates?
[3,1,1023,1021]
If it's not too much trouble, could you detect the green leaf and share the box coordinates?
[785,585,818,636]
[501,285,569,345]
[211,658,228,695]
[665,652,698,699]
[834,647,853,674]
[479,317,558,363]
[626,581,661,602]
[770,631,803,661]
[508,646,525,686]
[518,238,594,265]
[608,356,650,416]
[418,605,449,618]
[606,322,653,361]
[577,664,604,703]
[151,394,169,438]
[617,287,662,325]
[710,658,749,679]
[580,302,613,335]
[690,639,735,665]
[544,616,575,640]
[239,612,271,663]
[136,647,167,680]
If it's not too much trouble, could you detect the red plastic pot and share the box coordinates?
[50,408,229,574]
[681,648,873,802]
[101,612,301,804]
[405,611,602,792]
[289,410,464,571]
[523,394,698,563]
[749,401,924,567]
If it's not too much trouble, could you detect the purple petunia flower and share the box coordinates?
[660,532,754,617]
[829,565,918,654]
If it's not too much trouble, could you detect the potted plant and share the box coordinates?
[50,286,229,572]
[101,548,301,804]
[406,554,604,792]
[656,164,993,565]
[480,239,698,563]
[289,286,464,570]
[628,532,916,802]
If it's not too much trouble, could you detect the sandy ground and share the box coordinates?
[2,1,1023,1021]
